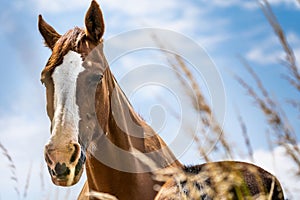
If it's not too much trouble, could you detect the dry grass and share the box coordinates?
[235,47,300,174]
[87,191,119,200]
[258,4,300,168]
[235,107,254,162]
[23,162,33,199]
[0,142,46,200]
[150,0,299,198]
[259,0,300,93]
[0,141,20,198]
[40,161,45,192]
[153,35,234,162]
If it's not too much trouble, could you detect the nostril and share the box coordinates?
[55,163,70,178]
[70,143,81,163]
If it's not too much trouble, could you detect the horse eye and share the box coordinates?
[89,74,102,83]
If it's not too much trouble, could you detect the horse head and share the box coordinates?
[39,0,107,186]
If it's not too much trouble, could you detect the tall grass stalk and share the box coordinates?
[87,191,119,200]
[0,141,20,198]
[235,107,254,162]
[235,59,300,174]
[259,0,300,92]
[153,35,233,161]
[40,161,45,192]
[23,162,32,199]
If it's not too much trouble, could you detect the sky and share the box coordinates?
[0,0,299,199]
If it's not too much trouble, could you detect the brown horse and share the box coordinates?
[39,1,181,199]
[38,1,284,199]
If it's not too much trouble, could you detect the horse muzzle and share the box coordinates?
[44,142,86,186]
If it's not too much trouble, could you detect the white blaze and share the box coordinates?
[51,51,85,142]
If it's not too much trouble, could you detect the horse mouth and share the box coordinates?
[48,152,86,187]
[52,178,69,186]
[51,166,84,187]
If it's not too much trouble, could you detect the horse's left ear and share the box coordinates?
[38,15,61,50]
[85,0,105,42]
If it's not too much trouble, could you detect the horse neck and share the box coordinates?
[91,67,182,168]
[84,68,182,199]
[95,68,146,151]
[93,68,183,165]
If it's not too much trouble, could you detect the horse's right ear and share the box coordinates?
[38,15,61,50]
[85,0,105,42]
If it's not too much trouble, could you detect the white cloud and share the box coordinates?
[31,0,228,41]
[30,0,90,13]
[204,0,245,7]
[102,0,206,34]
[287,32,300,67]
[251,146,300,199]
[0,11,16,34]
[287,32,300,45]
[201,0,300,10]
[246,35,281,65]
[31,0,300,14]
[246,47,283,65]
[294,48,300,68]
[196,34,230,50]
[246,32,300,66]
[265,0,300,8]
[102,0,178,16]
[31,0,178,14]
[30,0,230,55]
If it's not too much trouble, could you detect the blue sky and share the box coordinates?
[0,0,299,199]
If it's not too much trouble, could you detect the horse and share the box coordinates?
[38,1,181,199]
[38,1,284,199]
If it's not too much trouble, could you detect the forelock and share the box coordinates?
[41,27,86,82]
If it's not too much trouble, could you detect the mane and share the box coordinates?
[41,27,85,83]
[182,164,203,174]
[104,68,147,125]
